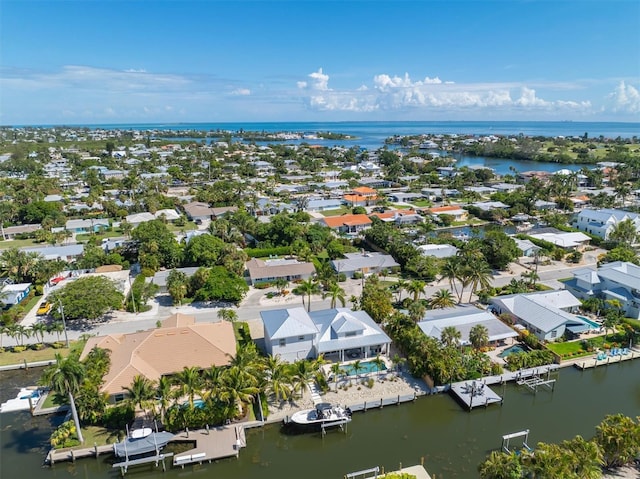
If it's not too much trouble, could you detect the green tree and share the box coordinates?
[430,289,456,309]
[469,324,489,350]
[192,266,249,304]
[173,366,202,410]
[440,326,462,348]
[407,280,426,302]
[292,277,321,312]
[481,230,519,270]
[49,276,124,321]
[609,219,638,246]
[183,234,226,266]
[408,300,427,322]
[262,355,294,402]
[323,282,346,309]
[478,450,522,479]
[219,366,259,418]
[166,269,188,306]
[217,308,238,322]
[595,414,640,468]
[360,275,394,324]
[124,375,156,414]
[40,353,85,444]
[132,219,182,270]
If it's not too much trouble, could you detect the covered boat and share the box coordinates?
[113,429,174,458]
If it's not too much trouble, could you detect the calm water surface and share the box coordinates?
[1,361,639,479]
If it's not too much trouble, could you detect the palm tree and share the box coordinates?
[469,324,489,350]
[292,277,321,312]
[371,354,385,380]
[429,289,456,309]
[440,257,463,302]
[291,360,315,399]
[329,363,344,392]
[273,277,289,295]
[31,322,47,345]
[262,355,293,402]
[166,269,188,306]
[406,280,426,302]
[393,279,408,303]
[155,376,173,424]
[465,258,492,302]
[40,353,85,443]
[351,359,364,384]
[124,375,156,414]
[408,300,426,322]
[440,326,462,348]
[478,450,522,479]
[217,308,238,322]
[173,366,202,409]
[323,282,346,309]
[219,366,259,418]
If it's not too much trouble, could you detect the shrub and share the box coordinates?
[366,378,375,389]
[51,342,65,349]
[12,346,27,353]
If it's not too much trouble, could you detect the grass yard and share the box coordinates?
[75,230,125,242]
[0,238,41,248]
[321,207,352,217]
[81,425,124,446]
[546,331,628,359]
[0,339,86,367]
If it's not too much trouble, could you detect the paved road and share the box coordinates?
[2,257,599,349]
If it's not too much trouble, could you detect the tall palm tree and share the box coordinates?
[219,366,259,418]
[40,353,85,443]
[291,360,315,398]
[323,282,346,309]
[293,277,321,312]
[406,280,426,302]
[478,450,523,479]
[124,375,157,414]
[262,355,293,402]
[408,300,426,322]
[469,324,489,350]
[217,308,238,322]
[155,376,173,424]
[371,354,385,380]
[465,259,492,302]
[329,363,344,392]
[351,359,364,384]
[429,289,456,309]
[393,279,409,303]
[173,366,202,409]
[31,322,47,345]
[440,257,463,302]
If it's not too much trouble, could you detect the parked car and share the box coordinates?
[36,302,52,316]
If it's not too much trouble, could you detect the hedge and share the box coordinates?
[245,246,291,258]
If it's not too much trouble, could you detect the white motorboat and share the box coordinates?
[289,403,352,427]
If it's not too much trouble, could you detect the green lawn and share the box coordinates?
[321,207,352,217]
[410,200,431,207]
[0,339,86,367]
[75,230,125,242]
[81,425,123,446]
[546,332,627,359]
[0,238,41,248]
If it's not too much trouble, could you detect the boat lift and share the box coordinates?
[502,429,533,454]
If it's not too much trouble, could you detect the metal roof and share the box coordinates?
[261,307,318,340]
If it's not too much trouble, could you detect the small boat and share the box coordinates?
[113,428,174,458]
[289,403,352,428]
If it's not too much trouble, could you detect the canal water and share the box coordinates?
[1,361,639,479]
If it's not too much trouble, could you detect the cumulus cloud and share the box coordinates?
[605,81,640,114]
[297,69,593,116]
[230,88,251,96]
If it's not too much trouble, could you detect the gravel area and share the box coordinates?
[265,371,430,423]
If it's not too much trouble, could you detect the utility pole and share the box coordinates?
[57,298,70,349]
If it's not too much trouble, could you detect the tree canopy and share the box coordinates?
[50,276,124,321]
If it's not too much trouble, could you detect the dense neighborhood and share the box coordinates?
[1,126,640,477]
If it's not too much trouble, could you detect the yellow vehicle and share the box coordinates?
[36,302,52,316]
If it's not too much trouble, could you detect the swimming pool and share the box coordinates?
[340,360,387,377]
[577,315,600,329]
[498,344,528,358]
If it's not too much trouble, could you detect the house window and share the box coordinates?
[114,393,126,403]
[550,330,557,338]
[345,331,357,337]
[279,339,286,347]
[298,336,305,341]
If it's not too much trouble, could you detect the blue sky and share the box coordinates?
[1,0,639,125]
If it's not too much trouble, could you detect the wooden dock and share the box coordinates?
[47,444,114,465]
[574,348,639,370]
[450,380,503,411]
[113,452,174,475]
[172,425,246,468]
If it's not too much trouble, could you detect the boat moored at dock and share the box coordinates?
[289,403,352,428]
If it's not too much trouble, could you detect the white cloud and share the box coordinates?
[298,69,593,116]
[307,68,330,91]
[605,81,640,114]
[230,88,251,96]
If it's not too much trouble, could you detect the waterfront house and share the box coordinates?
[527,230,591,251]
[573,208,640,241]
[426,205,468,222]
[64,218,110,233]
[369,209,424,225]
[564,261,640,319]
[320,214,372,235]
[513,239,542,258]
[260,307,390,363]
[79,313,236,402]
[490,290,588,341]
[417,304,518,346]
[331,251,399,277]
[246,258,316,286]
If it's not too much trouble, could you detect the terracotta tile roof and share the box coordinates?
[80,314,236,395]
[369,209,417,220]
[427,205,465,214]
[321,214,372,228]
[352,186,377,195]
[343,194,370,203]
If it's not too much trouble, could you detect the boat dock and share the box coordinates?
[172,425,246,468]
[574,347,639,370]
[113,452,174,475]
[47,444,114,465]
[345,463,432,479]
[516,374,556,393]
[450,380,503,411]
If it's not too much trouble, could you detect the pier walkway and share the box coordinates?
[172,425,246,468]
[574,347,639,370]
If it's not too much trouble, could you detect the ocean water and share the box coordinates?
[45,120,638,141]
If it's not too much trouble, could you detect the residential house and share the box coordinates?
[260,307,391,363]
[513,239,542,258]
[527,230,591,251]
[417,304,518,346]
[1,224,41,240]
[306,198,343,212]
[182,201,214,222]
[573,208,640,241]
[470,201,510,212]
[0,283,31,305]
[79,313,237,402]
[331,251,399,277]
[369,209,424,225]
[24,244,84,261]
[427,205,468,222]
[320,214,372,235]
[417,243,458,259]
[65,218,110,233]
[148,267,201,293]
[565,261,640,319]
[246,258,316,286]
[490,290,592,341]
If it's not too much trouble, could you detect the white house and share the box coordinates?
[573,208,640,241]
[490,290,593,342]
[331,252,399,277]
[0,283,31,305]
[564,261,640,319]
[260,307,391,363]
